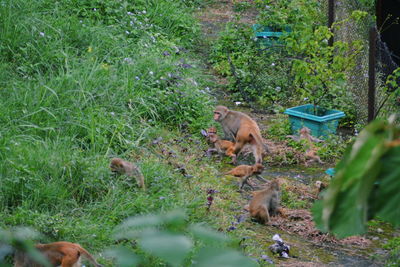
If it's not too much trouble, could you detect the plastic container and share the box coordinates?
[284,104,345,138]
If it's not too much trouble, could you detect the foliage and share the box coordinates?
[0,227,50,267]
[285,9,365,121]
[376,67,400,118]
[312,115,400,238]
[105,210,257,267]
[210,22,295,109]
[210,0,369,127]
[383,237,400,267]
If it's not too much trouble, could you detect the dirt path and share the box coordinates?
[195,1,389,266]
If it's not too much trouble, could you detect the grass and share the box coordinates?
[0,0,217,265]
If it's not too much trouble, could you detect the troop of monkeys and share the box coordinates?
[14,105,312,266]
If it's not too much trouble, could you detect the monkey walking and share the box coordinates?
[213,106,267,165]
[225,164,264,190]
[14,241,103,267]
[249,179,283,224]
[110,158,146,190]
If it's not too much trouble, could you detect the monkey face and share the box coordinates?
[110,158,125,174]
[253,163,264,174]
[208,133,218,143]
[213,111,222,121]
[300,127,311,135]
[213,106,228,121]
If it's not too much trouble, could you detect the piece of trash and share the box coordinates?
[200,129,208,137]
[235,101,242,106]
[269,234,290,258]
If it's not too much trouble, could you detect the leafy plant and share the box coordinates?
[312,115,400,238]
[105,210,257,267]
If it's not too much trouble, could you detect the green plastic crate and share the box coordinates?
[284,104,345,138]
[252,24,291,47]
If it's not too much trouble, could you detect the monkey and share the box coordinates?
[14,241,103,267]
[225,163,264,190]
[249,179,282,224]
[315,180,327,199]
[110,158,145,190]
[213,106,266,164]
[206,127,237,164]
[298,127,324,166]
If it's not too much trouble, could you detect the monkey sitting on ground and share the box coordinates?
[213,106,267,164]
[206,127,237,164]
[225,163,264,190]
[299,127,324,166]
[14,241,103,267]
[315,180,327,199]
[249,179,283,224]
[110,158,145,190]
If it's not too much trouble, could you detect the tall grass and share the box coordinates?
[0,0,212,261]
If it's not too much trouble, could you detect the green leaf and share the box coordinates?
[189,224,228,244]
[139,230,193,267]
[103,247,140,267]
[370,146,400,226]
[312,118,399,237]
[193,247,257,267]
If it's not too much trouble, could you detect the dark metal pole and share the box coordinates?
[328,0,334,47]
[368,27,377,122]
[376,0,383,29]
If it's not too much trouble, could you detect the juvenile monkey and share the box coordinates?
[110,158,145,190]
[14,241,103,267]
[207,127,237,164]
[315,180,327,198]
[249,179,281,224]
[299,127,324,166]
[213,106,266,164]
[225,163,264,189]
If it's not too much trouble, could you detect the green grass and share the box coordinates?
[0,0,217,265]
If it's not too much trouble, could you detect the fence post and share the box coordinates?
[328,0,334,47]
[368,27,377,122]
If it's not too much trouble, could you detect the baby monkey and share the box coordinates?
[207,127,237,164]
[110,158,145,190]
[14,241,103,267]
[225,163,264,190]
[249,179,283,224]
[299,127,324,166]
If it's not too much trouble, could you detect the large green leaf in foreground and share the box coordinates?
[312,116,400,238]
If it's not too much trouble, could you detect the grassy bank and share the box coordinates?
[0,0,227,265]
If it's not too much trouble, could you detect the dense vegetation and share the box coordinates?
[1,0,399,266]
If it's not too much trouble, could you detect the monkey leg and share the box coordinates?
[225,147,237,164]
[253,206,270,224]
[240,175,254,190]
[255,175,268,183]
[251,144,263,164]
[61,255,80,267]
[233,140,246,164]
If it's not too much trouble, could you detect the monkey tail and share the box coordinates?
[77,245,103,267]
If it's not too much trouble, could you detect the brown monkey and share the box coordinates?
[14,241,103,267]
[213,106,266,164]
[225,163,264,189]
[315,180,327,198]
[110,158,145,190]
[249,179,282,224]
[299,127,324,166]
[207,127,237,164]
